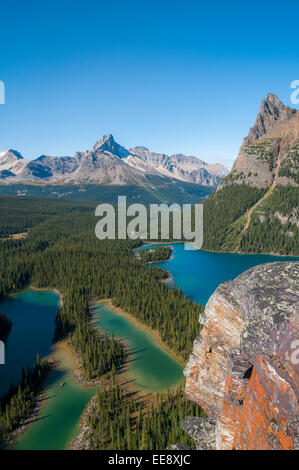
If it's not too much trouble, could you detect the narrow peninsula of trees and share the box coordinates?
[88,385,203,450]
[0,356,49,443]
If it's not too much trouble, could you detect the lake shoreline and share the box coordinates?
[29,285,64,308]
[94,299,185,368]
[140,240,298,258]
[5,352,61,449]
[136,244,174,264]
[54,341,104,388]
[4,387,47,449]
[6,285,64,308]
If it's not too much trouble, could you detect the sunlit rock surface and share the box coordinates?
[184,262,299,450]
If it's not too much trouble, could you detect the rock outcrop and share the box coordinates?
[184,262,299,450]
[222,94,299,188]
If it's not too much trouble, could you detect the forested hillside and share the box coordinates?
[0,179,213,205]
[0,357,49,442]
[202,184,299,255]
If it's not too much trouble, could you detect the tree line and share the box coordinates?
[0,355,49,443]
[138,246,172,263]
[88,383,203,450]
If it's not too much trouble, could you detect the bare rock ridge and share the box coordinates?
[0,134,228,187]
[183,262,299,450]
[246,93,297,145]
[222,93,299,188]
[126,146,228,185]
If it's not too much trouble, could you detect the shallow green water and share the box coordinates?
[93,303,183,392]
[12,347,98,450]
[3,290,182,450]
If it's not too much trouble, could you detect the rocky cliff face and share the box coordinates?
[223,94,299,188]
[183,262,299,450]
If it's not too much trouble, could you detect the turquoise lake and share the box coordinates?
[93,303,183,392]
[141,243,299,305]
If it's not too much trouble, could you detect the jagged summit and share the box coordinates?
[264,92,285,106]
[92,133,115,151]
[0,149,24,161]
[91,134,130,159]
[218,93,299,188]
[245,93,297,145]
[0,149,27,179]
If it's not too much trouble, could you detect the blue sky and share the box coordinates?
[0,1,299,168]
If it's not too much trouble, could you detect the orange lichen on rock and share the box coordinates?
[234,354,298,450]
[183,262,299,450]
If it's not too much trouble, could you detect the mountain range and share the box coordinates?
[1,93,297,255]
[203,93,299,255]
[0,135,228,187]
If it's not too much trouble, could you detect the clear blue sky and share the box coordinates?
[1,1,299,168]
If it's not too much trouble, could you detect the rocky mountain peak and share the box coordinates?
[0,149,24,161]
[90,134,130,159]
[91,134,115,152]
[245,93,297,145]
[219,93,299,189]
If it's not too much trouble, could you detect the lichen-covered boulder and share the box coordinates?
[184,262,299,450]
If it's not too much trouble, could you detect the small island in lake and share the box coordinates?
[138,246,172,263]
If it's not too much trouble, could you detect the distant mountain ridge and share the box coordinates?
[0,134,228,187]
[125,146,227,186]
